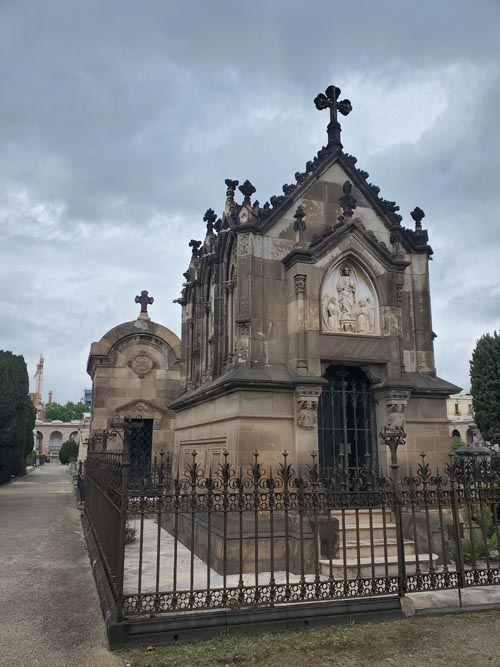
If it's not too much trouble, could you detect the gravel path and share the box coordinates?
[0,464,120,667]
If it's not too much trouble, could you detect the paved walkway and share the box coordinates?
[0,464,121,667]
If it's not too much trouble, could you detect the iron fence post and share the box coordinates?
[116,430,130,620]
[449,459,465,589]
[382,427,407,598]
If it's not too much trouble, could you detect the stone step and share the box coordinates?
[319,553,439,579]
[339,524,397,541]
[331,507,392,518]
[334,539,415,560]
[332,510,394,528]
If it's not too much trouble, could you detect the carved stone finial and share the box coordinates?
[225,178,239,203]
[135,290,154,317]
[314,85,352,149]
[293,205,306,234]
[238,180,256,205]
[410,206,425,231]
[338,180,357,222]
[203,208,217,234]
[189,239,202,258]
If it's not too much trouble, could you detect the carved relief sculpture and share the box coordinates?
[322,262,378,335]
[128,351,156,378]
[297,399,318,429]
[386,402,405,430]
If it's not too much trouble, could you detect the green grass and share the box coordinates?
[119,610,500,667]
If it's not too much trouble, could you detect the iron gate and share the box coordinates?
[318,366,377,469]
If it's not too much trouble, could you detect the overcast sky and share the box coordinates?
[2,0,500,403]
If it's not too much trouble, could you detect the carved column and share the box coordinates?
[395,281,406,376]
[236,234,251,320]
[202,301,210,382]
[235,233,252,367]
[294,275,307,371]
[225,280,234,366]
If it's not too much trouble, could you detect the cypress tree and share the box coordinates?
[470,332,500,439]
[0,351,36,481]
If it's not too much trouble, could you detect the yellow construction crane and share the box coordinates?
[32,354,44,406]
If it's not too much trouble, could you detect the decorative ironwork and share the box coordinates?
[84,446,500,621]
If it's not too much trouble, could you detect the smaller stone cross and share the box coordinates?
[135,290,154,316]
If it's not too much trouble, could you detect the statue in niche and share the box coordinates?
[357,298,372,334]
[337,264,356,316]
[322,296,339,331]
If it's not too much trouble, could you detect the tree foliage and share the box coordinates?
[0,350,36,481]
[45,401,89,422]
[58,439,79,464]
[470,331,500,439]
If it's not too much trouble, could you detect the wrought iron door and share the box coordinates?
[127,418,153,477]
[318,366,377,470]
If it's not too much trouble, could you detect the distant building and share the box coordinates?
[446,392,479,443]
[83,388,92,408]
[34,417,90,461]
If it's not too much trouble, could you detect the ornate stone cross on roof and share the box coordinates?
[135,290,154,318]
[314,85,352,149]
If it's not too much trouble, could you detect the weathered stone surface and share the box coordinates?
[87,318,181,456]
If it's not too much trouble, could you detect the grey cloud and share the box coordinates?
[1,0,500,400]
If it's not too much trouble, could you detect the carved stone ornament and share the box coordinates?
[294,274,306,295]
[321,261,378,335]
[238,234,250,257]
[381,390,411,433]
[295,385,322,430]
[128,351,156,378]
[239,296,249,314]
[236,323,250,362]
[297,400,318,429]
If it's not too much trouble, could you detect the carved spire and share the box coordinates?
[293,205,306,246]
[338,180,357,222]
[293,205,306,233]
[203,208,217,234]
[314,85,352,149]
[225,178,239,203]
[239,180,256,205]
[410,206,425,231]
[189,239,202,258]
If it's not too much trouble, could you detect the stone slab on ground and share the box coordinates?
[0,465,120,667]
[407,584,500,613]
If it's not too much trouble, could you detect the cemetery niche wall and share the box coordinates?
[170,84,460,474]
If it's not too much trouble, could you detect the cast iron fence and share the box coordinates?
[84,434,500,622]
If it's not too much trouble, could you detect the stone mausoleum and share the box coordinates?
[88,85,459,474]
[87,293,181,466]
[169,85,459,473]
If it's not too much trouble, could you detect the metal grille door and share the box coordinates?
[127,418,153,481]
[318,366,377,469]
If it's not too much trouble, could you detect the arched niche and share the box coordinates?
[49,431,63,453]
[321,259,379,335]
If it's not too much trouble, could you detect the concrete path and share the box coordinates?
[0,464,121,667]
